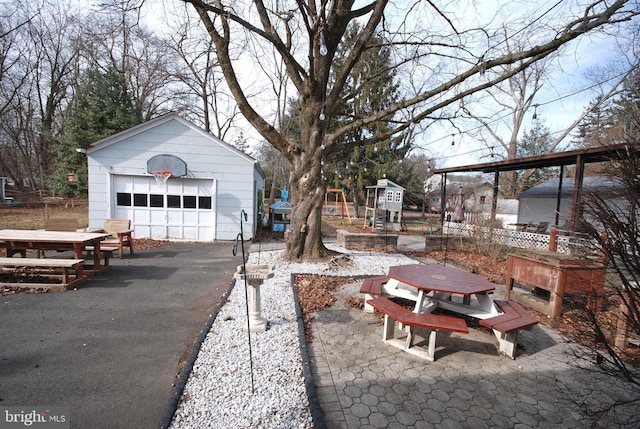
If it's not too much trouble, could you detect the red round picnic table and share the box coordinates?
[387,263,495,296]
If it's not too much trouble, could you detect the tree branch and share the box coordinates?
[326,0,637,149]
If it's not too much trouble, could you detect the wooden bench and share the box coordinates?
[360,276,390,313]
[44,218,79,231]
[37,218,81,257]
[480,299,539,359]
[367,297,468,361]
[0,257,85,291]
[91,219,133,259]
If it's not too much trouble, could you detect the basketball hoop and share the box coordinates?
[151,170,171,187]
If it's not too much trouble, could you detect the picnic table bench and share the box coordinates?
[480,299,539,359]
[0,257,85,291]
[360,276,390,312]
[367,297,468,361]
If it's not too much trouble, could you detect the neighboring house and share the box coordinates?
[85,113,264,241]
[517,177,625,232]
[425,173,494,212]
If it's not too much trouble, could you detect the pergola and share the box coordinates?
[431,143,638,232]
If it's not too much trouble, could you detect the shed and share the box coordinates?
[85,113,264,241]
[517,177,624,231]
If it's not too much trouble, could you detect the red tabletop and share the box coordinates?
[388,264,495,295]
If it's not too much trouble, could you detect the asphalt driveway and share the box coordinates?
[0,242,240,429]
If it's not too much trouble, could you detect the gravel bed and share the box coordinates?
[168,244,415,429]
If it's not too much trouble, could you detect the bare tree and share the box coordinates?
[28,2,81,190]
[167,15,241,139]
[0,1,80,192]
[81,0,178,120]
[460,33,556,198]
[181,0,638,261]
[0,4,34,184]
[457,24,632,197]
[572,142,640,427]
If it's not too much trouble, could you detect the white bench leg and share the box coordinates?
[363,294,375,313]
[406,327,436,362]
[382,315,395,341]
[426,329,437,361]
[380,317,438,362]
[494,329,518,359]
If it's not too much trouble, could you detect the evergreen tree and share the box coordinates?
[574,95,615,149]
[514,119,559,193]
[55,67,142,197]
[610,68,640,141]
[232,131,250,154]
[574,69,639,176]
[324,24,410,215]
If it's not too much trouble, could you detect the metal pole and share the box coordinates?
[233,210,255,394]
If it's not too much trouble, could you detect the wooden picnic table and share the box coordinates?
[0,229,112,273]
[371,263,538,359]
[385,263,498,319]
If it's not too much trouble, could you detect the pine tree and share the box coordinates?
[324,24,409,214]
[55,67,142,197]
[233,131,250,154]
[610,68,640,141]
[515,120,559,192]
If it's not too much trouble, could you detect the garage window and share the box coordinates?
[167,195,181,208]
[183,195,196,209]
[115,186,211,211]
[133,193,148,207]
[150,194,164,207]
[117,193,131,206]
[199,196,212,209]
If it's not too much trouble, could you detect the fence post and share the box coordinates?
[549,226,558,252]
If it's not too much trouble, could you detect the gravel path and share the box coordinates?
[168,245,415,428]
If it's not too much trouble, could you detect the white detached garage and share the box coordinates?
[86,113,264,241]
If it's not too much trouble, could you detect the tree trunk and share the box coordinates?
[284,150,333,261]
[352,188,361,218]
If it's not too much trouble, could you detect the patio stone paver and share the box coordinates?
[307,279,636,429]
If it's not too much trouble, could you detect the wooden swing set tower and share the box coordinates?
[324,188,351,221]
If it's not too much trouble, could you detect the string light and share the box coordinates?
[416,68,629,162]
[319,24,328,56]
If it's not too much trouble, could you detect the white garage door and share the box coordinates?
[112,175,216,241]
